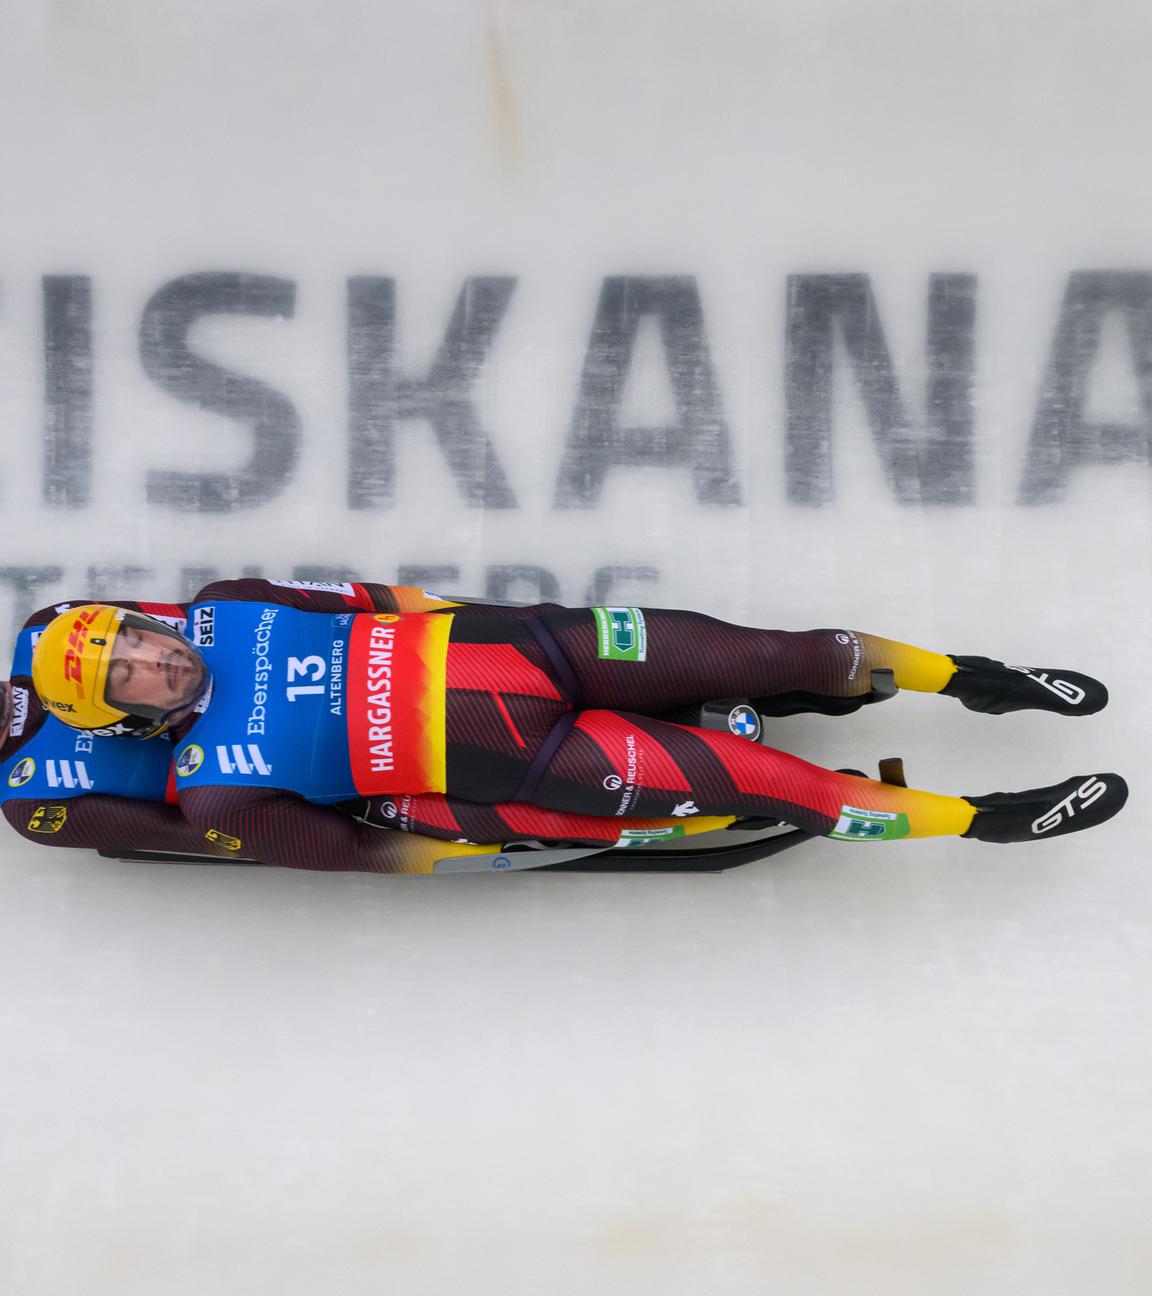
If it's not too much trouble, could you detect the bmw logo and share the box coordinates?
[7,757,36,788]
[727,706,761,740]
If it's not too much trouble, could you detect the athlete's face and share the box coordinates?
[106,626,205,716]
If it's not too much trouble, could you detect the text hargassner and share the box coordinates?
[248,607,279,736]
[364,621,396,773]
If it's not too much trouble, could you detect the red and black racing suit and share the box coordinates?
[169,580,969,871]
[5,579,970,871]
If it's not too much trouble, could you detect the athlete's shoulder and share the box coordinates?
[193,577,372,611]
[23,597,188,631]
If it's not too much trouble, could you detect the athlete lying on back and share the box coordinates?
[15,576,1127,872]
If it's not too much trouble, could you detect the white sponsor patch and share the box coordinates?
[192,606,216,647]
[270,579,355,596]
[10,686,29,738]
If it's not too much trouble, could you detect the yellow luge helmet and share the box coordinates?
[32,604,205,737]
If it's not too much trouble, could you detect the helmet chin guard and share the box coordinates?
[32,605,209,738]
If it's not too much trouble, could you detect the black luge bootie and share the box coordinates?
[963,773,1128,843]
[942,656,1108,716]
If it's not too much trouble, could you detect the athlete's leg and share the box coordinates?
[537,608,954,711]
[526,711,1126,844]
[528,710,971,839]
[444,617,570,802]
[537,608,1108,718]
[437,611,1112,812]
[346,790,734,847]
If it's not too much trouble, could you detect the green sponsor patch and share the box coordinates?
[592,607,648,662]
[828,805,911,842]
[613,826,685,849]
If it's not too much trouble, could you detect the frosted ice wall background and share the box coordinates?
[1,1,1150,1292]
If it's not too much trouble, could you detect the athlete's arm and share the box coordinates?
[178,785,497,873]
[2,794,236,858]
[192,577,459,614]
[192,578,563,618]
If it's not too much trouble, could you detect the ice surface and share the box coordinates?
[1,1,1150,1293]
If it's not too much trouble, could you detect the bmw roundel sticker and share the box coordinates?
[176,745,204,777]
[727,706,761,741]
[7,757,36,788]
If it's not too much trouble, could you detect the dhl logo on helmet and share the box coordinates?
[61,607,107,700]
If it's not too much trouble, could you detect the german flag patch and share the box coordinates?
[205,827,243,853]
[28,804,68,835]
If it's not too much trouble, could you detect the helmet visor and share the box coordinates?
[102,613,209,723]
